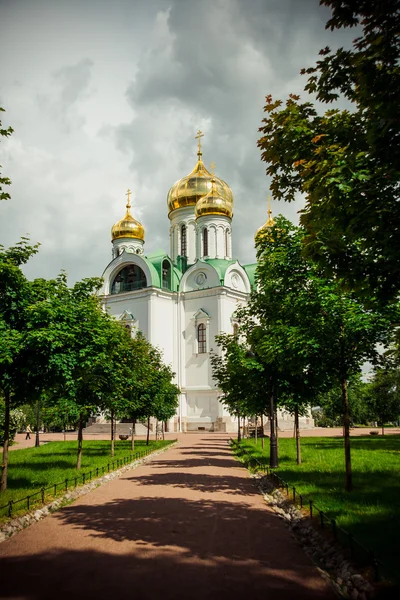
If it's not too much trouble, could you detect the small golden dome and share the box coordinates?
[111,190,145,241]
[195,177,233,219]
[255,197,275,241]
[167,130,233,215]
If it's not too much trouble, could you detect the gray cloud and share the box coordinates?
[0,0,355,282]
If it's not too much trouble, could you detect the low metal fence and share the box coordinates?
[231,439,393,583]
[0,447,154,520]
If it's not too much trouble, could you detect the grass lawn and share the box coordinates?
[0,439,173,520]
[237,435,400,578]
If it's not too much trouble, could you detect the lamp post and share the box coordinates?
[35,397,40,448]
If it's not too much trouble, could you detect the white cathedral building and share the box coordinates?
[99,133,313,433]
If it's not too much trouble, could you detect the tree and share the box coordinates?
[316,375,371,427]
[366,367,400,434]
[0,107,13,202]
[258,0,400,303]
[211,335,265,442]
[0,239,40,491]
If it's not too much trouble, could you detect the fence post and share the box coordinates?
[27,495,30,511]
[300,494,303,509]
[332,519,337,540]
[82,473,86,485]
[41,488,45,504]
[8,500,13,518]
[54,483,57,496]
[348,532,354,558]
[293,487,296,502]
[309,500,313,519]
[74,477,77,488]
[65,479,68,492]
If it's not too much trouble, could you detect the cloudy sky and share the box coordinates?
[0,0,354,284]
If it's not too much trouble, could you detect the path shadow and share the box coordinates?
[0,546,334,600]
[125,471,258,496]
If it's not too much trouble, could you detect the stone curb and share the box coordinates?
[251,473,375,600]
[0,440,178,545]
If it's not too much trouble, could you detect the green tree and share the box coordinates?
[0,107,13,202]
[0,239,40,491]
[258,0,400,303]
[316,375,371,427]
[366,367,400,434]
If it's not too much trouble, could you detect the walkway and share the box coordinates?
[0,434,334,600]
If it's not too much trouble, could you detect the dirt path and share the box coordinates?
[0,434,334,600]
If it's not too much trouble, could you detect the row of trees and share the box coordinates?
[211,216,399,491]
[0,240,179,491]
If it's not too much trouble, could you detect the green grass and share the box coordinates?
[0,439,173,519]
[237,435,400,577]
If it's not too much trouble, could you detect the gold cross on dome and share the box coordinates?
[195,129,204,157]
[210,161,216,176]
[126,188,132,209]
[267,194,272,216]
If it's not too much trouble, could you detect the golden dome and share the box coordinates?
[167,130,233,215]
[195,177,233,219]
[111,190,145,241]
[255,197,275,241]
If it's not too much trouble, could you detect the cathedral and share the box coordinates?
[99,132,313,433]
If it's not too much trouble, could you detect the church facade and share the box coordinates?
[99,133,313,433]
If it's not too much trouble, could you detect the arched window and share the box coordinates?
[198,323,207,353]
[111,264,147,294]
[162,259,171,289]
[203,228,208,257]
[225,229,229,257]
[181,224,187,256]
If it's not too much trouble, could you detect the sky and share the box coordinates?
[0,0,355,284]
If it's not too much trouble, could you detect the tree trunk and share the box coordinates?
[111,409,115,457]
[261,414,264,450]
[63,421,66,442]
[342,374,352,492]
[131,418,136,451]
[155,419,158,441]
[76,413,84,470]
[295,406,301,465]
[237,413,241,442]
[162,422,165,440]
[381,422,385,436]
[146,417,150,446]
[275,411,279,452]
[0,390,11,492]
[35,398,40,447]
[255,415,258,445]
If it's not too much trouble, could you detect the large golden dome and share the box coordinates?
[167,131,233,215]
[111,190,145,241]
[195,177,233,219]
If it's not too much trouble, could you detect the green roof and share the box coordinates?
[242,263,257,288]
[145,250,181,291]
[203,258,236,284]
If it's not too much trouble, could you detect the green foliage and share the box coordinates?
[366,367,400,429]
[0,400,24,445]
[258,0,400,302]
[0,107,13,202]
[210,334,265,418]
[239,434,400,577]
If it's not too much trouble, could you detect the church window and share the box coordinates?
[111,264,147,294]
[198,323,207,353]
[225,229,229,257]
[181,224,187,256]
[162,260,171,289]
[203,228,208,257]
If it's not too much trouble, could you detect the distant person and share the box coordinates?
[25,424,32,440]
